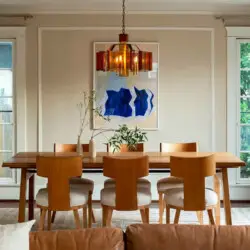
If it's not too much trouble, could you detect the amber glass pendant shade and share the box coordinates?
[95,0,153,77]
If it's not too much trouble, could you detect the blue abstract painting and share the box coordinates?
[104,87,154,118]
[94,42,158,129]
[104,88,132,117]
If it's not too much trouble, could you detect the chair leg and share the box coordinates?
[174,209,181,224]
[47,210,52,231]
[102,205,108,227]
[106,208,113,227]
[140,209,147,223]
[83,206,87,228]
[166,206,170,224]
[207,209,215,225]
[38,209,47,231]
[51,211,56,223]
[91,209,96,223]
[73,209,81,229]
[158,192,164,224]
[145,207,150,224]
[88,193,92,228]
[196,211,203,225]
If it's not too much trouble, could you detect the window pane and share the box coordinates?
[240,98,250,124]
[241,43,250,69]
[0,111,12,124]
[0,43,12,69]
[240,126,250,151]
[0,152,13,178]
[240,152,250,178]
[0,97,12,111]
[240,71,250,96]
[0,124,13,151]
[0,70,12,96]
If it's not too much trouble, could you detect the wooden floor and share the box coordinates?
[0,201,249,208]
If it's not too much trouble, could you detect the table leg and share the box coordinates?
[222,168,232,225]
[213,174,220,225]
[28,174,35,220]
[18,168,27,222]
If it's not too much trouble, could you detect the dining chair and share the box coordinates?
[101,156,151,226]
[104,143,150,189]
[52,143,94,227]
[36,156,90,230]
[157,142,198,224]
[164,154,218,225]
[106,143,144,153]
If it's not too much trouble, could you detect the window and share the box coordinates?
[0,41,14,179]
[238,41,250,179]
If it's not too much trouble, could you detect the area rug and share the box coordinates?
[0,208,249,231]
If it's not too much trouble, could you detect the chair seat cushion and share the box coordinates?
[69,177,94,192]
[164,187,218,209]
[36,186,89,208]
[104,178,151,189]
[157,176,183,192]
[101,187,151,207]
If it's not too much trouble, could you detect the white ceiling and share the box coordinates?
[0,0,250,14]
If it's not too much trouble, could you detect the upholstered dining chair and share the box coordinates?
[164,154,218,225]
[36,156,90,230]
[157,142,198,224]
[52,143,94,227]
[101,156,151,226]
[104,143,150,189]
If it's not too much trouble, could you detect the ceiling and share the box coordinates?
[0,0,250,14]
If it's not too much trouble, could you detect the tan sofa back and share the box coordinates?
[126,224,250,250]
[30,228,124,250]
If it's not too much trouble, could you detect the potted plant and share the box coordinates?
[108,124,148,152]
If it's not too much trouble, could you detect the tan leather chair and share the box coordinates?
[157,142,198,223]
[104,143,150,189]
[36,156,90,230]
[164,154,218,225]
[52,143,94,227]
[101,156,151,226]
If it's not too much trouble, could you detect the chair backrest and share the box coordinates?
[37,156,82,210]
[54,143,89,153]
[160,142,197,152]
[170,154,215,211]
[106,143,144,152]
[103,156,149,211]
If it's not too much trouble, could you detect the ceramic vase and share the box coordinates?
[77,135,83,155]
[89,138,96,158]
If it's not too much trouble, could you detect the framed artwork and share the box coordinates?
[93,42,159,130]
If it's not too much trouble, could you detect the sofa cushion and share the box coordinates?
[126,224,250,250]
[30,228,124,250]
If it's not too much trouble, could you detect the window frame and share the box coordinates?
[227,27,250,185]
[0,27,26,186]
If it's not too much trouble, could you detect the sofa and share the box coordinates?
[30,224,250,250]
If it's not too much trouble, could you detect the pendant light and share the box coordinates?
[96,0,153,77]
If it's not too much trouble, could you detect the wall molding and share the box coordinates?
[38,26,215,151]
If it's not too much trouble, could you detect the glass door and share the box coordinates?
[238,40,250,181]
[0,40,15,184]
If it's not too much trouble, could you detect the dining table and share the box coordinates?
[2,151,246,226]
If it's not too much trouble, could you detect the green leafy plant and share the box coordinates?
[108,124,148,152]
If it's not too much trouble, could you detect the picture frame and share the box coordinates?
[93,42,159,130]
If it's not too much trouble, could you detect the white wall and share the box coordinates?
[0,14,229,199]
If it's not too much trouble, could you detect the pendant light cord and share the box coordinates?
[122,0,126,34]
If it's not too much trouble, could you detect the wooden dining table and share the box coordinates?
[2,151,246,225]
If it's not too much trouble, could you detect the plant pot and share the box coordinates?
[89,138,96,158]
[77,135,83,155]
